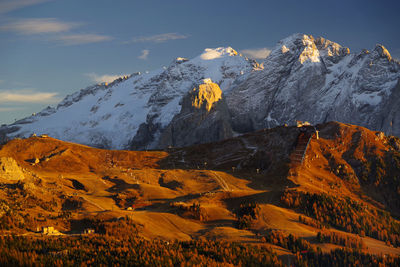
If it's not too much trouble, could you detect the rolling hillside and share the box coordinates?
[1,121,400,265]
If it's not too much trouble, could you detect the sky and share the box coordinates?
[0,0,400,125]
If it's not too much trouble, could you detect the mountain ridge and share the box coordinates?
[1,33,399,149]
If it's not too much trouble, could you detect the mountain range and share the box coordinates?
[1,33,399,149]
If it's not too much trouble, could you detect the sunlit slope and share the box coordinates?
[0,121,399,256]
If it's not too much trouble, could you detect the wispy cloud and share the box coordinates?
[54,34,112,45]
[0,0,51,14]
[138,49,149,60]
[0,18,77,35]
[127,33,188,44]
[85,73,127,84]
[241,48,271,59]
[0,89,60,103]
[0,18,112,46]
[0,107,24,112]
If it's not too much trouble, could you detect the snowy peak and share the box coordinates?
[314,37,350,63]
[314,37,350,56]
[171,46,256,92]
[298,35,320,64]
[228,33,400,139]
[269,33,350,65]
[373,44,392,61]
[199,47,238,60]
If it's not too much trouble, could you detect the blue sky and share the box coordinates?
[1,0,399,124]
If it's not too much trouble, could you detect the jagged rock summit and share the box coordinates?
[227,34,400,135]
[1,34,399,150]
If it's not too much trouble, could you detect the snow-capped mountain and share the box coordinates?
[227,34,400,136]
[0,47,257,149]
[1,34,399,149]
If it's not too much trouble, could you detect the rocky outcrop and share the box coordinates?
[191,79,222,112]
[0,157,24,181]
[158,79,233,148]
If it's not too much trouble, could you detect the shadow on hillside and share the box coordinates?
[67,178,87,191]
[68,218,96,234]
[194,226,260,244]
[102,176,140,193]
[156,126,300,192]
[129,193,203,212]
[203,219,236,227]
[223,190,285,211]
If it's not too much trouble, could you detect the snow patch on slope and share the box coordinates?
[5,46,256,149]
[200,47,238,60]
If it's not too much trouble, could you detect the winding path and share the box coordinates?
[210,171,231,191]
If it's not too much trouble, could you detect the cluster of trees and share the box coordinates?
[281,190,400,246]
[262,229,399,267]
[316,231,366,250]
[295,248,400,267]
[61,196,82,211]
[262,230,312,254]
[0,228,282,266]
[0,197,36,231]
[236,203,260,229]
[0,211,36,231]
[1,216,399,266]
[343,139,400,214]
[94,216,139,237]
[112,191,139,209]
[370,151,400,212]
[170,202,206,221]
[298,215,324,229]
[1,182,58,212]
[0,181,62,232]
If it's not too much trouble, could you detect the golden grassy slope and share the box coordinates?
[0,122,399,257]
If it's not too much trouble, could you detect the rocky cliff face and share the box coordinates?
[227,34,400,136]
[1,34,399,149]
[157,79,233,149]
